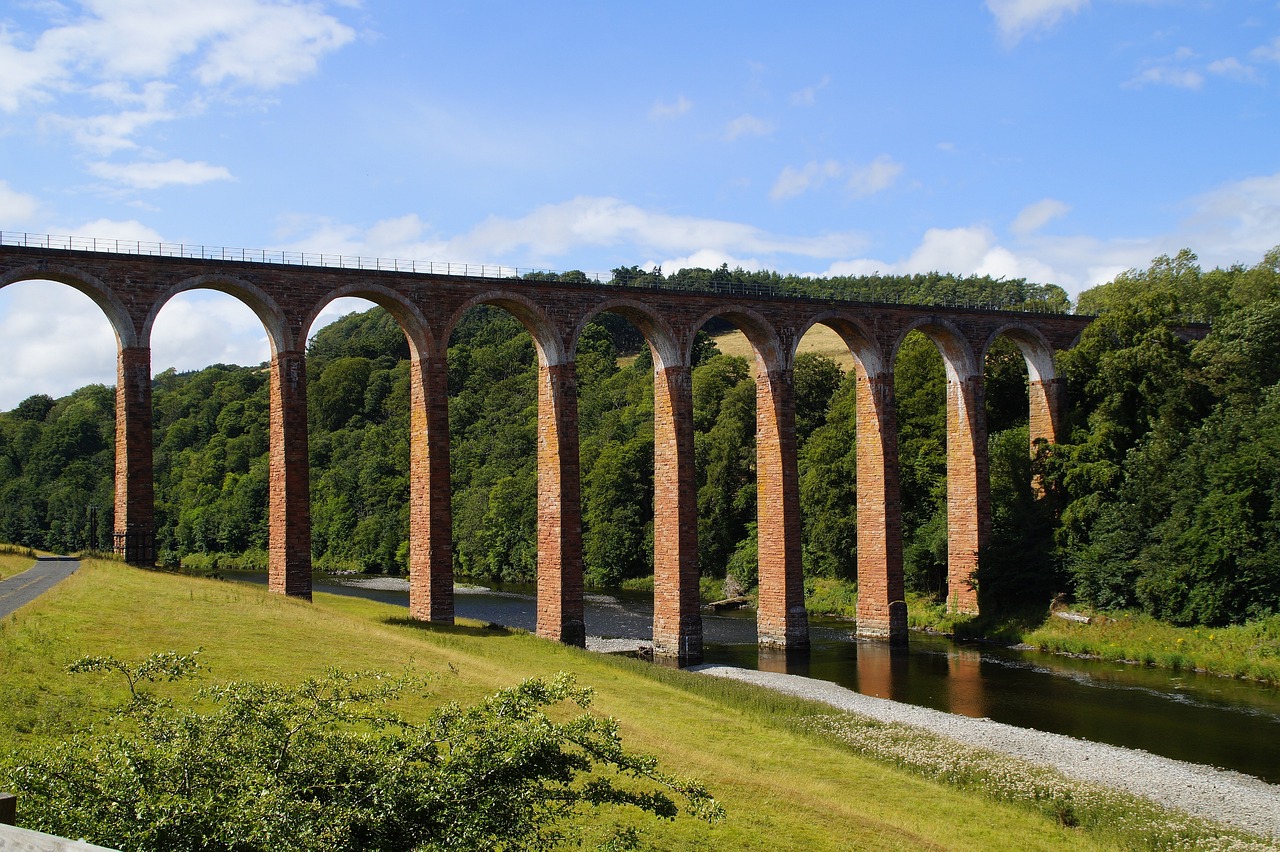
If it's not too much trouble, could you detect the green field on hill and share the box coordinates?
[0,561,1266,850]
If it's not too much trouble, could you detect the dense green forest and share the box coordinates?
[2,249,1278,627]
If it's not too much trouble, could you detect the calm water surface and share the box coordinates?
[233,572,1280,783]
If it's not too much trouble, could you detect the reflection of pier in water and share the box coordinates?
[946,646,986,718]
[756,639,987,719]
[854,640,907,701]
[758,647,811,676]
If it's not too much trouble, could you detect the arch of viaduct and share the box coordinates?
[0,245,1093,664]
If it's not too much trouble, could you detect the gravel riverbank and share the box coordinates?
[325,576,488,594]
[320,575,1279,839]
[692,664,1280,841]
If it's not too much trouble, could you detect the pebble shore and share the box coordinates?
[691,664,1280,841]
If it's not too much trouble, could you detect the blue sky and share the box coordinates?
[1,0,1278,407]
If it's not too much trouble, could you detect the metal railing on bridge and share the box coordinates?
[0,230,1073,315]
[0,230,598,282]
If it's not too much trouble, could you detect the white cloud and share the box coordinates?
[0,282,118,408]
[1127,48,1206,90]
[648,95,692,120]
[88,158,234,189]
[815,225,1093,293]
[848,155,904,197]
[821,257,889,278]
[1207,57,1258,82]
[274,212,450,262]
[1127,65,1205,90]
[0,26,66,111]
[770,160,843,201]
[308,296,381,344]
[810,171,1280,298]
[985,0,1088,46]
[72,218,167,241]
[279,197,870,272]
[43,81,178,154]
[902,227,995,275]
[724,113,773,141]
[1184,171,1280,260]
[789,75,830,107]
[1251,37,1280,64]
[151,291,270,373]
[974,244,1059,283]
[770,156,902,201]
[652,250,764,274]
[1011,198,1070,235]
[56,0,354,88]
[195,2,355,87]
[459,197,867,263]
[0,181,40,228]
[0,1,355,155]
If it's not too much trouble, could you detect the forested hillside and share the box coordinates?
[2,250,1278,627]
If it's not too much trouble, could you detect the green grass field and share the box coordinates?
[0,560,1267,850]
[0,545,35,581]
[1024,610,1280,686]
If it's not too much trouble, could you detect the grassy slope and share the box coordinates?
[1024,610,1280,686]
[713,325,856,372]
[0,561,1108,851]
[0,553,35,581]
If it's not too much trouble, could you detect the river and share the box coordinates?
[231,571,1280,783]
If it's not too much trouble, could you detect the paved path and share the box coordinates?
[0,557,79,618]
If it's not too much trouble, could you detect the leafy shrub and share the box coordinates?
[2,652,722,851]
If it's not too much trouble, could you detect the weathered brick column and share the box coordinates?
[268,350,311,598]
[408,355,453,622]
[946,373,990,614]
[1029,376,1066,495]
[1028,377,1066,448]
[113,346,154,565]
[653,363,701,664]
[756,366,808,649]
[536,361,585,646]
[854,370,907,643]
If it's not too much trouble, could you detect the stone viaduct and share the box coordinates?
[0,240,1093,664]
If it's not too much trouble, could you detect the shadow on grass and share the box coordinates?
[382,616,519,638]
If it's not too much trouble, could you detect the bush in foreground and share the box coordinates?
[2,652,722,851]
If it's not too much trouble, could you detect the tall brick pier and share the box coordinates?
[0,240,1091,664]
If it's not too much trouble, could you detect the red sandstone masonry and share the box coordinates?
[652,364,702,663]
[408,356,454,622]
[1029,377,1066,496]
[268,351,312,598]
[946,374,989,614]
[855,372,907,643]
[113,347,154,564]
[755,367,808,649]
[536,362,585,646]
[1028,377,1065,447]
[0,245,1099,650]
